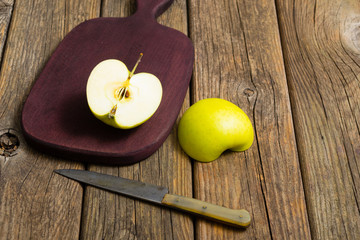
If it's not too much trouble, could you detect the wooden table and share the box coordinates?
[1,0,359,239]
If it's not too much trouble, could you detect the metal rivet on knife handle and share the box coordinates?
[161,193,251,228]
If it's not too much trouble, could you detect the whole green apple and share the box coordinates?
[178,98,254,162]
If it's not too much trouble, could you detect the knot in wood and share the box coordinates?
[342,15,360,53]
[0,132,20,157]
[243,88,255,97]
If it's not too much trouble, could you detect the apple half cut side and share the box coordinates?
[86,54,162,129]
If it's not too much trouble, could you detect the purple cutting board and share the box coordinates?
[21,0,194,165]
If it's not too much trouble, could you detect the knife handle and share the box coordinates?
[161,194,251,228]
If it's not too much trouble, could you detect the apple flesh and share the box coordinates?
[178,98,254,162]
[86,55,162,129]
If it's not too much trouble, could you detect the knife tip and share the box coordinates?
[53,169,70,176]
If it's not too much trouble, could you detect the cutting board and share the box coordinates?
[21,0,194,165]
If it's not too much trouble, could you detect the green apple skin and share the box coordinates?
[178,98,254,162]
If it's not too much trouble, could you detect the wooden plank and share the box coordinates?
[189,0,311,238]
[80,1,194,239]
[0,1,100,239]
[0,0,13,60]
[276,0,360,239]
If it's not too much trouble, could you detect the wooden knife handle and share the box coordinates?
[161,193,251,228]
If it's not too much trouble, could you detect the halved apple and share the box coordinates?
[86,54,162,129]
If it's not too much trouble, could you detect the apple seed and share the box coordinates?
[115,86,129,101]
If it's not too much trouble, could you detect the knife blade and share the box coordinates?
[54,169,251,228]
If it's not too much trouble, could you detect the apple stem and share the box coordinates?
[115,53,143,100]
[128,53,143,80]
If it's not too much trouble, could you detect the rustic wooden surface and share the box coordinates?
[276,0,360,239]
[0,0,359,239]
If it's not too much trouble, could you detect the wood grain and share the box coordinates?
[80,0,193,239]
[276,0,360,239]
[0,0,12,60]
[189,0,311,238]
[0,0,99,239]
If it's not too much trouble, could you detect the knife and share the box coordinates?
[54,169,251,228]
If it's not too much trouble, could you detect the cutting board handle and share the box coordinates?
[136,0,174,19]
